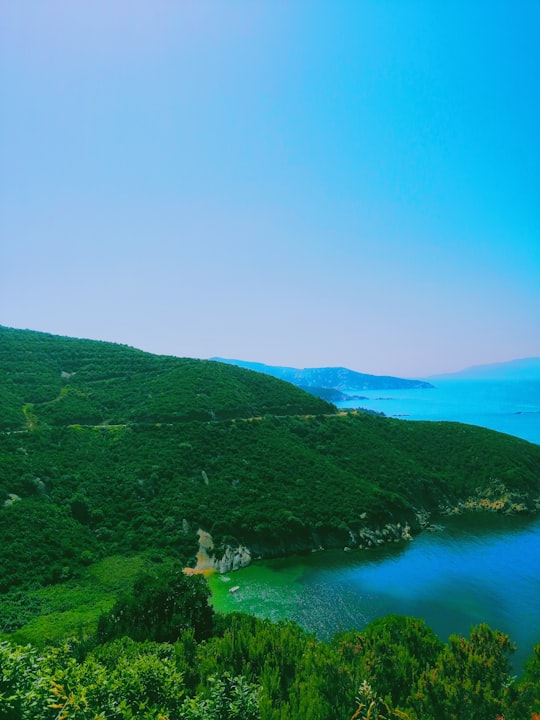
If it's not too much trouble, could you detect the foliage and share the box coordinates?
[193,613,349,719]
[0,325,333,430]
[350,680,412,719]
[1,327,539,603]
[0,641,48,720]
[2,327,540,718]
[181,673,260,720]
[1,411,539,600]
[0,636,258,720]
[335,615,443,709]
[410,624,519,719]
[97,566,214,644]
[0,499,99,593]
[2,614,540,719]
[3,555,155,646]
[520,644,540,714]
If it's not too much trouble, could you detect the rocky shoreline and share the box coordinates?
[191,481,539,574]
[190,529,252,574]
[192,520,415,574]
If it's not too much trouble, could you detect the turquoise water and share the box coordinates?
[212,514,540,671]
[211,379,540,671]
[336,378,540,445]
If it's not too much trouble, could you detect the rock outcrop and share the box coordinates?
[191,519,421,573]
[193,528,252,574]
[215,546,252,573]
[439,480,532,516]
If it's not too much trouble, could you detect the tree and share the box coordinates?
[97,566,214,644]
[182,673,260,720]
[336,615,442,710]
[412,624,516,720]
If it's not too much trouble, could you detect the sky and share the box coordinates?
[1,1,539,378]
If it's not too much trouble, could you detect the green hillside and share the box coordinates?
[2,327,540,718]
[0,326,333,428]
[1,327,540,601]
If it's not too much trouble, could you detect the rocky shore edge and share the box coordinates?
[186,481,539,575]
[190,521,414,575]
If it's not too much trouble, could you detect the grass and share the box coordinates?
[6,555,155,646]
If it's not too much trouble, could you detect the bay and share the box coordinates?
[210,513,540,671]
[210,379,540,671]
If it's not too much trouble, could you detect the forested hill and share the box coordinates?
[0,326,333,429]
[212,358,433,390]
[1,326,540,600]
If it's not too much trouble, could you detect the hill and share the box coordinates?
[431,357,540,381]
[1,327,540,613]
[212,358,434,392]
[0,326,333,430]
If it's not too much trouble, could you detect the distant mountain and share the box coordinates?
[431,357,540,381]
[212,358,434,392]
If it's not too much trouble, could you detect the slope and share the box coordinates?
[1,327,539,610]
[0,326,333,429]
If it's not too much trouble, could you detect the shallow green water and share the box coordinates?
[209,513,540,671]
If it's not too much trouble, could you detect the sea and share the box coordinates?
[210,378,540,671]
[335,377,540,446]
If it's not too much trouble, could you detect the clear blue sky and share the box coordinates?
[1,1,539,377]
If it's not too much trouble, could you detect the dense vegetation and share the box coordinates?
[2,326,540,717]
[3,567,540,719]
[0,326,333,429]
[2,404,539,598]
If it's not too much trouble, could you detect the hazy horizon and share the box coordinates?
[213,353,540,380]
[1,2,539,377]
[4,323,540,382]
